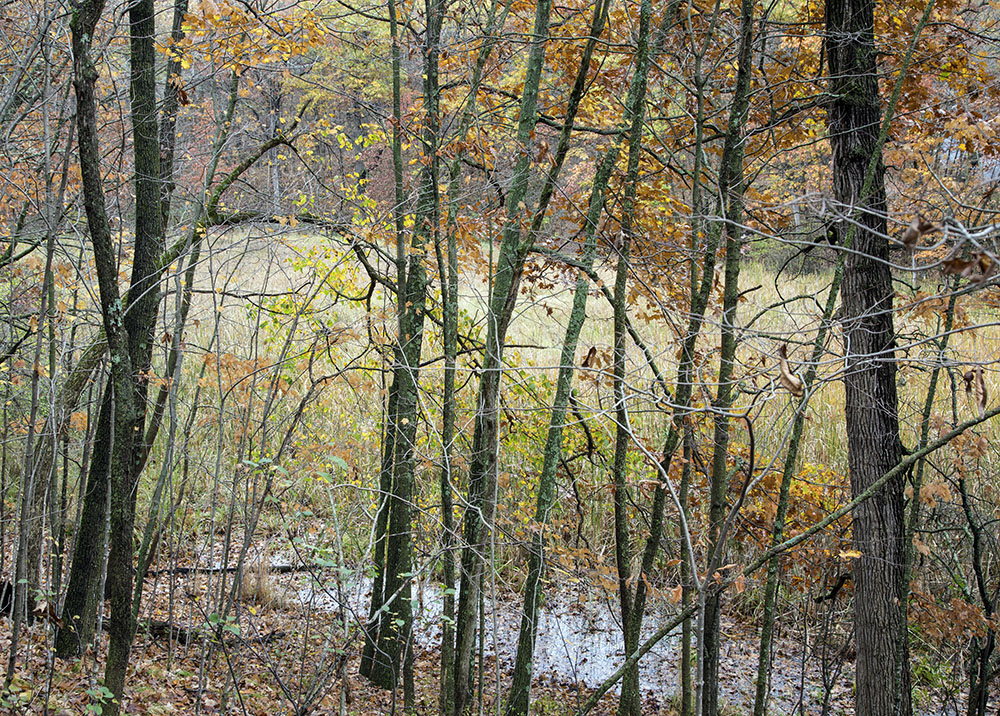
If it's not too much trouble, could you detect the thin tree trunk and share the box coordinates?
[360,0,406,679]
[451,0,555,709]
[365,0,442,698]
[699,0,754,711]
[601,0,656,708]
[502,2,614,713]
[615,2,737,710]
[158,0,190,228]
[360,375,399,678]
[433,4,510,709]
[960,476,995,716]
[25,75,74,605]
[679,424,694,716]
[434,190,459,716]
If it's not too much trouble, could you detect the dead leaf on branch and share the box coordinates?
[777,344,804,397]
[900,213,936,250]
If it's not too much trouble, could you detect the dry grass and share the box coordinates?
[241,560,290,611]
[163,230,1000,577]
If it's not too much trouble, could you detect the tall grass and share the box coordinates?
[144,229,1000,603]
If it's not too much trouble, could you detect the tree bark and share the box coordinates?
[699,0,754,711]
[55,383,112,657]
[826,0,909,710]
[360,0,406,680]
[502,3,614,713]
[69,1,142,713]
[451,0,555,709]
[433,4,510,708]
[64,0,163,711]
[360,375,398,678]
[102,0,164,707]
[363,0,441,698]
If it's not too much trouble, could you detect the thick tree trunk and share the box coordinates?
[65,1,162,712]
[55,381,112,657]
[826,0,909,711]
[58,38,230,657]
[103,0,164,706]
[70,4,141,715]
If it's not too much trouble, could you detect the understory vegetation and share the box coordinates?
[1,0,1000,713]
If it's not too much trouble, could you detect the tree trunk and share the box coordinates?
[433,5,510,709]
[360,374,399,679]
[70,3,141,715]
[435,170,459,716]
[699,0,754,711]
[360,0,405,679]
[826,0,908,710]
[158,0,190,228]
[103,0,164,706]
[679,425,694,716]
[55,384,112,657]
[65,0,163,711]
[363,0,441,697]
[502,3,615,713]
[451,0,555,710]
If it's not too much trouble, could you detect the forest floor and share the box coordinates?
[1,561,972,715]
[300,574,859,715]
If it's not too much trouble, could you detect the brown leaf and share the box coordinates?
[966,365,988,417]
[969,252,996,284]
[733,573,746,594]
[777,344,804,397]
[942,256,976,277]
[901,214,935,249]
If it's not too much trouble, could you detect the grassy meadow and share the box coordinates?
[157,227,1000,604]
[9,227,991,714]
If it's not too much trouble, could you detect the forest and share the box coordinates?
[0,0,999,712]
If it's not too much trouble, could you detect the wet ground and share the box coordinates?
[299,575,863,714]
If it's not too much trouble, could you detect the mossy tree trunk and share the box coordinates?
[68,0,162,709]
[450,0,555,710]
[699,0,754,711]
[363,0,442,705]
[360,0,406,682]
